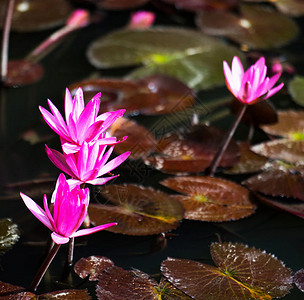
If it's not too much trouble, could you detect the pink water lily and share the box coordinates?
[46,141,130,187]
[223,56,284,104]
[39,87,126,154]
[20,174,116,244]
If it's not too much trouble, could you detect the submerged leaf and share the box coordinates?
[160,176,255,221]
[161,242,293,299]
[196,4,298,49]
[0,219,19,255]
[89,184,184,235]
[86,27,244,90]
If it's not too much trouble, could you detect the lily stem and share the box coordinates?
[67,237,74,266]
[207,104,247,177]
[29,242,61,292]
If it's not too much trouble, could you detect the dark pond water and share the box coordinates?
[1,1,304,299]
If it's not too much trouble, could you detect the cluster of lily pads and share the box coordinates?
[1,0,304,299]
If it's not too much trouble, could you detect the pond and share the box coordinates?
[1,0,304,299]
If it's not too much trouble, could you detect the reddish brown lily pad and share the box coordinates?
[196,4,298,49]
[109,117,156,160]
[88,184,184,235]
[260,110,304,139]
[97,0,149,10]
[39,289,91,299]
[243,161,304,200]
[225,142,268,174]
[0,0,72,32]
[251,139,304,165]
[294,269,304,292]
[161,242,293,299]
[160,176,256,221]
[5,60,44,87]
[68,75,195,115]
[74,256,115,281]
[145,124,240,175]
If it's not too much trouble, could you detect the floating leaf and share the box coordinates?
[162,0,238,12]
[260,110,304,139]
[38,289,91,299]
[225,142,268,174]
[0,0,72,32]
[5,60,44,87]
[86,27,244,90]
[145,124,240,175]
[0,281,35,299]
[0,219,19,255]
[89,184,184,235]
[69,75,195,115]
[196,4,298,49]
[74,256,115,281]
[251,138,304,165]
[243,161,304,200]
[289,76,304,106]
[97,0,149,10]
[161,242,293,299]
[160,176,256,221]
[109,117,156,160]
[294,269,304,292]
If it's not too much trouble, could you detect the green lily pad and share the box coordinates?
[289,76,304,106]
[0,219,19,255]
[161,242,293,299]
[86,27,244,90]
[196,4,298,50]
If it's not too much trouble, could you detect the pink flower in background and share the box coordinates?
[66,9,90,28]
[46,142,130,187]
[20,173,116,244]
[128,11,155,29]
[39,88,127,154]
[223,56,284,105]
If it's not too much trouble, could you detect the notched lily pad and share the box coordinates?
[0,0,72,32]
[161,242,293,299]
[86,27,244,90]
[109,117,156,160]
[196,4,298,49]
[69,75,195,116]
[243,162,304,200]
[74,256,114,281]
[89,184,184,235]
[5,60,44,87]
[0,219,19,255]
[145,124,240,175]
[160,176,256,221]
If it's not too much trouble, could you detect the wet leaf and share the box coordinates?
[145,124,240,175]
[5,60,44,87]
[0,281,35,299]
[0,219,19,255]
[89,184,184,235]
[86,27,244,90]
[243,161,304,200]
[251,138,304,165]
[294,269,304,292]
[260,110,304,139]
[162,0,238,12]
[289,76,304,106]
[196,4,298,49]
[0,0,72,32]
[74,256,115,281]
[160,176,256,221]
[69,75,195,115]
[155,278,192,299]
[230,99,278,126]
[97,0,149,10]
[161,242,293,299]
[109,117,156,160]
[225,142,268,174]
[38,289,91,299]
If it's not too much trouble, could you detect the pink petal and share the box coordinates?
[61,142,80,154]
[101,109,126,132]
[67,179,83,189]
[98,136,128,146]
[86,175,118,186]
[43,194,57,231]
[20,193,54,231]
[70,222,117,238]
[64,88,74,126]
[51,232,70,244]
[231,56,244,90]
[265,82,284,99]
[72,87,85,120]
[47,99,69,135]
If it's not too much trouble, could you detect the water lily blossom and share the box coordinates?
[46,141,130,187]
[39,87,127,154]
[223,56,284,104]
[128,11,155,29]
[20,173,116,245]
